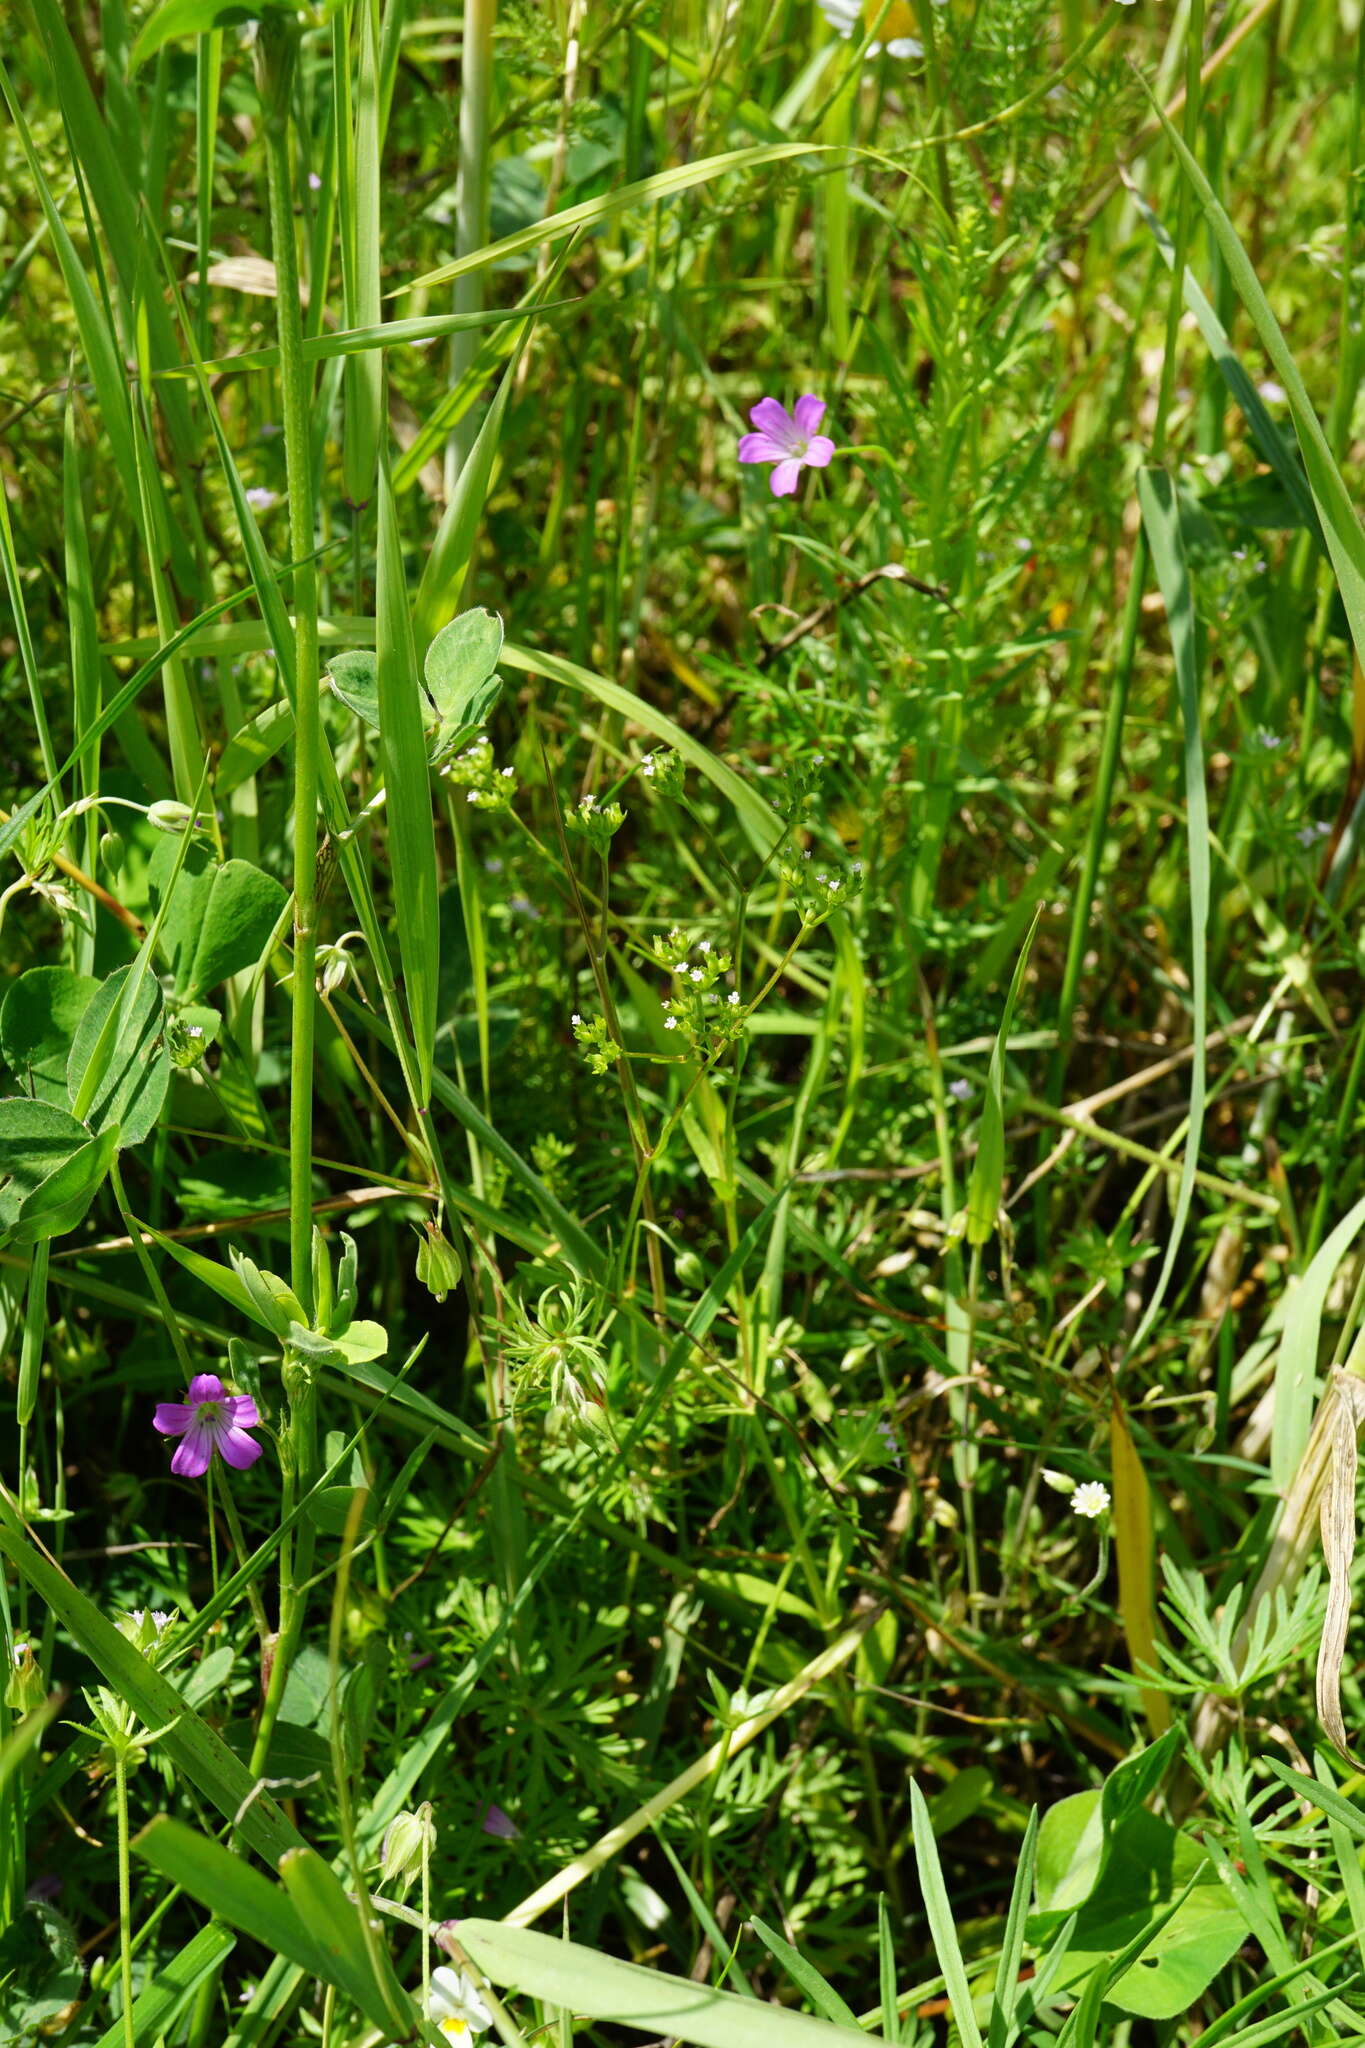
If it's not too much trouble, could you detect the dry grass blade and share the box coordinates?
[1317,1369,1365,1766]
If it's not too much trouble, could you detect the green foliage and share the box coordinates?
[7,1,1365,2044]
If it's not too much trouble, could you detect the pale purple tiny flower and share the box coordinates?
[479,1802,519,1839]
[153,1373,263,1479]
[308,171,323,192]
[738,394,837,497]
[244,486,277,513]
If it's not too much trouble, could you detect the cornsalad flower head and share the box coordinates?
[639,749,685,797]
[738,395,836,497]
[570,1010,622,1078]
[779,851,866,928]
[567,791,626,856]
[439,736,517,812]
[426,1965,492,2043]
[650,928,744,1056]
[153,1373,263,1479]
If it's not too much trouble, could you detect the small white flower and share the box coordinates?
[1072,1481,1111,1520]
[689,968,704,983]
[698,940,711,954]
[728,991,740,1006]
[664,1017,679,1031]
[244,486,277,513]
[571,1014,582,1027]
[427,1966,492,2042]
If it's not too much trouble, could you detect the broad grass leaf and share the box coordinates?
[1110,1394,1172,1737]
[454,1920,885,2048]
[412,363,518,645]
[217,700,295,797]
[131,0,281,68]
[909,1778,984,2048]
[749,1919,861,2031]
[132,1818,343,1989]
[88,1923,235,2048]
[0,969,99,1106]
[65,966,169,1145]
[277,1847,408,2033]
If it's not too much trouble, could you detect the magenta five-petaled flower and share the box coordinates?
[153,1373,263,1479]
[738,394,836,497]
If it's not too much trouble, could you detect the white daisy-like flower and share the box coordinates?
[427,1967,492,2043]
[1072,1481,1111,1520]
[818,0,923,57]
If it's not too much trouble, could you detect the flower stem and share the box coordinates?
[257,19,321,1316]
[114,1747,135,2048]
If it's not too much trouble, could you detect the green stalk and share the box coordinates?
[114,1746,136,2048]
[257,20,321,1315]
[446,0,496,497]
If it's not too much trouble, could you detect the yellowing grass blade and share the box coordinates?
[1110,1393,1172,1738]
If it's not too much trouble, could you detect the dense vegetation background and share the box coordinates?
[5,0,1365,2042]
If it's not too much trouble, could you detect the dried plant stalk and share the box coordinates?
[1191,1366,1365,1764]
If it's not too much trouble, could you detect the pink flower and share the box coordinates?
[153,1373,263,1479]
[738,395,836,497]
[479,1802,519,1839]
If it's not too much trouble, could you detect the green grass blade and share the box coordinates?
[399,141,826,297]
[909,1779,984,2048]
[966,907,1041,1246]
[455,1920,885,2048]
[90,1923,235,2048]
[1151,94,1365,672]
[1129,466,1210,1358]
[376,452,440,1103]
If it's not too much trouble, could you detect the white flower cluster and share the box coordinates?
[439,736,516,811]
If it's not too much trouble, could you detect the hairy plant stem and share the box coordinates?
[114,1746,135,2048]
[249,1355,316,1780]
[258,20,320,1316]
